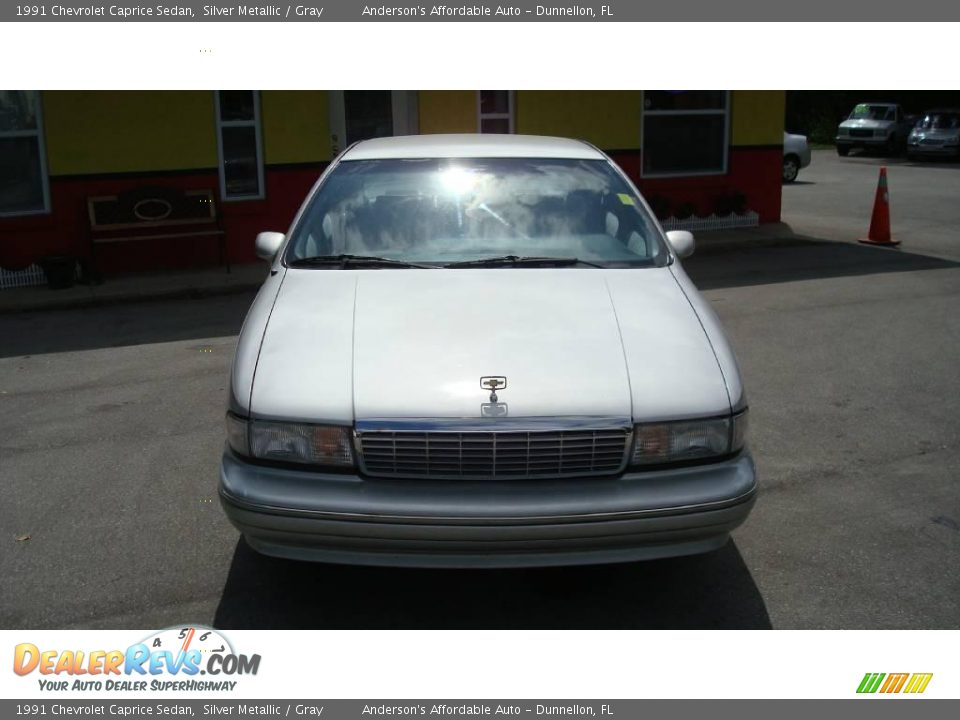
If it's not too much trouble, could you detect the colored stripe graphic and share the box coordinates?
[857,673,885,693]
[903,674,933,694]
[880,673,909,693]
[857,672,933,694]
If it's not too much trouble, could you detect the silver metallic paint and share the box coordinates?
[223,134,755,566]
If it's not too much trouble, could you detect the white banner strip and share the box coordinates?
[1,22,958,89]
[3,629,957,699]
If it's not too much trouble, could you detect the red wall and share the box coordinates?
[0,165,326,273]
[611,147,782,224]
[1,148,781,275]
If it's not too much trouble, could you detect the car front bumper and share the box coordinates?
[908,143,960,157]
[218,448,758,568]
[836,134,892,147]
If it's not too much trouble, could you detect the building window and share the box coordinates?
[641,91,729,177]
[0,90,50,216]
[344,91,394,145]
[214,90,264,201]
[478,91,514,134]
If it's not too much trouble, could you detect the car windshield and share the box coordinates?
[917,112,960,130]
[284,157,668,268]
[849,104,894,121]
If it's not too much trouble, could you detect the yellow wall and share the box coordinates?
[261,91,330,164]
[39,90,785,178]
[418,91,477,134]
[414,90,783,149]
[42,91,217,175]
[730,90,785,146]
[517,91,642,149]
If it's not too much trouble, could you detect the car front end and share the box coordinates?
[218,135,757,568]
[836,119,896,153]
[907,110,960,159]
[836,103,904,156]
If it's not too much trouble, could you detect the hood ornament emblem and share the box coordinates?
[480,376,507,403]
[480,377,508,417]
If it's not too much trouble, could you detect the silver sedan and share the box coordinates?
[219,134,757,567]
[907,109,960,160]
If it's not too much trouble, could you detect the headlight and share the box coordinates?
[225,412,250,456]
[226,413,354,467]
[837,128,849,136]
[945,136,959,146]
[630,410,747,466]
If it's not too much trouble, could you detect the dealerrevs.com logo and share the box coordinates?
[13,626,261,692]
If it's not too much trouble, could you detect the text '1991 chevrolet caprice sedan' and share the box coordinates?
[219,134,757,568]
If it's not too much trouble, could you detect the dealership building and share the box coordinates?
[0,90,785,276]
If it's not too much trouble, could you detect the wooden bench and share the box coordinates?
[87,186,229,276]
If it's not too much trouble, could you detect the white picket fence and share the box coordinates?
[660,211,760,232]
[0,264,46,290]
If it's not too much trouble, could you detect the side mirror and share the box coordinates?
[255,231,285,261]
[665,230,695,259]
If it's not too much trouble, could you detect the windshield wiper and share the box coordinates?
[443,255,604,269]
[289,254,435,269]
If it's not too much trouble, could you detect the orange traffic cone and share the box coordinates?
[859,166,899,246]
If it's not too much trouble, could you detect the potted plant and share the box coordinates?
[38,256,77,290]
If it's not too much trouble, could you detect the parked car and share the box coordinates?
[836,103,915,156]
[783,132,811,183]
[219,134,756,568]
[907,109,960,161]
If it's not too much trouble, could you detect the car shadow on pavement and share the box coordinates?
[212,537,771,629]
[0,290,256,359]
[685,232,960,291]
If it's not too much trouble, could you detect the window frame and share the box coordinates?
[640,90,730,179]
[477,91,515,134]
[0,90,51,217]
[214,90,265,202]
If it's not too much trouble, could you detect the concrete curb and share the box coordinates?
[691,222,797,249]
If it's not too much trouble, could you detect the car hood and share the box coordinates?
[911,128,959,139]
[248,268,731,423]
[840,118,892,130]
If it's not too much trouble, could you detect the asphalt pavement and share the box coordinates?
[783,147,960,262]
[1,150,958,629]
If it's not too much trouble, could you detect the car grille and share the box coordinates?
[849,128,874,138]
[357,427,631,479]
[921,137,944,145]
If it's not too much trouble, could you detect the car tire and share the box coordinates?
[886,136,898,156]
[782,155,800,183]
[837,145,850,157]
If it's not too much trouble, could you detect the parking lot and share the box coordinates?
[783,148,960,262]
[1,149,958,630]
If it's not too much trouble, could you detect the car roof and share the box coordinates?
[340,134,605,161]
